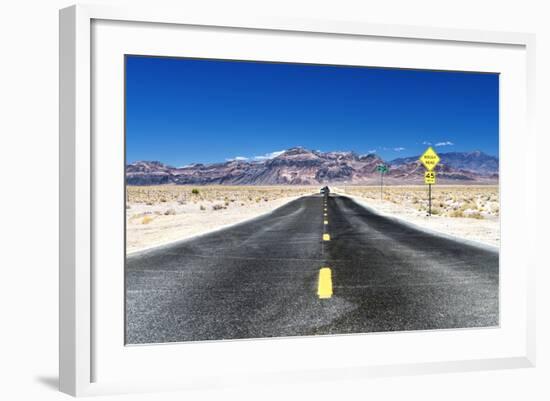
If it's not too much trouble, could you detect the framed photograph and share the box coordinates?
[60,4,536,396]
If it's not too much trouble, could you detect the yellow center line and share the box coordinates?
[319,197,332,298]
[317,267,333,299]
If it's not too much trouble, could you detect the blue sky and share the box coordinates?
[126,56,498,166]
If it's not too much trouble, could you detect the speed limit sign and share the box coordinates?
[424,171,436,184]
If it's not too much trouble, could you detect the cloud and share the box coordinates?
[379,146,405,152]
[226,156,249,161]
[227,150,287,162]
[367,149,377,154]
[435,141,454,147]
[422,141,432,145]
[253,150,285,161]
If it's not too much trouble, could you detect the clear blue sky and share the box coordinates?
[126,55,498,166]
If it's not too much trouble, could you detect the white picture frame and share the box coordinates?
[59,4,536,397]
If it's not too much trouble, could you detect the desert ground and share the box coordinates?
[126,184,500,253]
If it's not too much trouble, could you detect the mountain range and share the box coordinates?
[126,147,499,186]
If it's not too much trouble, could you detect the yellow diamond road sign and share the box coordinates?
[419,147,440,171]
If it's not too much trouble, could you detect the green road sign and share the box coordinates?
[377,164,388,201]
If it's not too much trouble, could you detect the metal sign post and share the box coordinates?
[428,183,432,216]
[380,169,383,200]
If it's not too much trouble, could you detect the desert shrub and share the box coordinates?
[468,212,484,219]
[199,204,206,211]
[191,188,200,195]
[450,210,464,218]
[212,203,225,210]
[164,208,176,215]
[460,202,476,212]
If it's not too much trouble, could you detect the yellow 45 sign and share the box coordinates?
[424,171,436,185]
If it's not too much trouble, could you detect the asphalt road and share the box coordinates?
[126,194,499,344]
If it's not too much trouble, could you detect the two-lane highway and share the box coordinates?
[126,194,498,344]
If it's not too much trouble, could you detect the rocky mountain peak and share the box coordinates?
[126,148,499,186]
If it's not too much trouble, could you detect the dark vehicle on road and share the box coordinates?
[320,186,330,194]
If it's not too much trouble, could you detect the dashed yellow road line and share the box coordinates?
[317,267,333,299]
[319,198,332,298]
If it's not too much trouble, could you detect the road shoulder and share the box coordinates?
[339,193,499,253]
[127,194,308,256]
